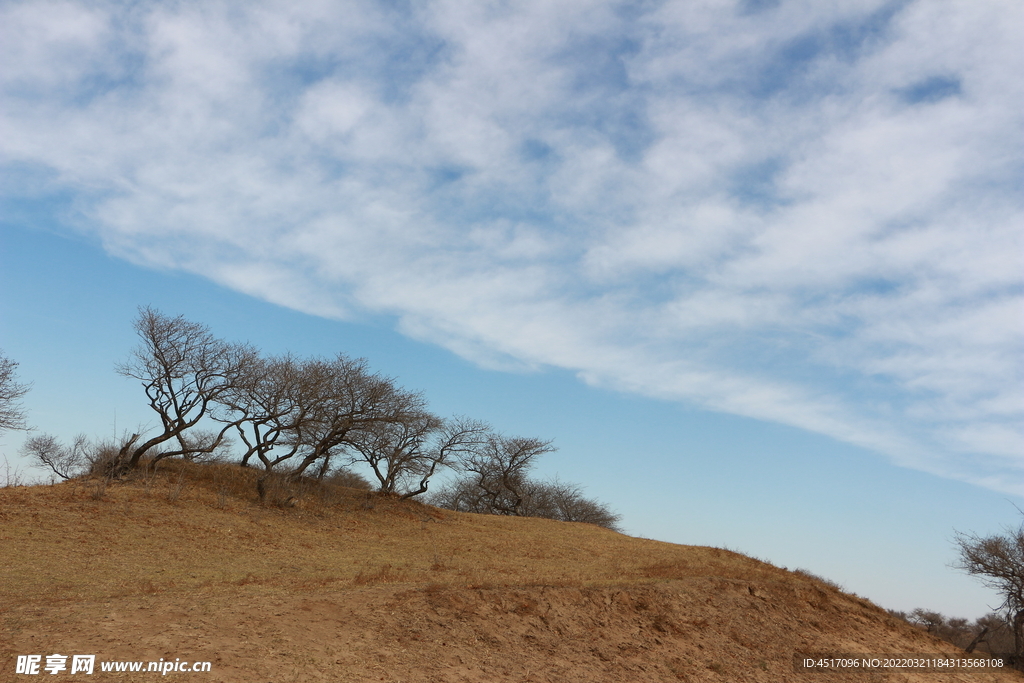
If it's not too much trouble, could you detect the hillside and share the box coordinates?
[1,462,1019,682]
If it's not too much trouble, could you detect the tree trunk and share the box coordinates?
[1013,609,1024,666]
[964,626,988,654]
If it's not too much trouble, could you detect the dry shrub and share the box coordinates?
[166,466,188,503]
[1,455,27,487]
[255,472,298,507]
[89,476,108,501]
[120,457,374,513]
[322,468,372,490]
[161,458,259,502]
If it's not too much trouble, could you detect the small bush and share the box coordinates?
[429,476,621,531]
[322,467,372,490]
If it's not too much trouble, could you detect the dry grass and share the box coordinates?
[0,459,801,607]
[2,461,1019,683]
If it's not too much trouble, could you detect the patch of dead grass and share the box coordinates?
[0,464,822,612]
[2,464,1021,683]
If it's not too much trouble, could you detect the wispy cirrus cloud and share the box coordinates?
[2,0,1021,492]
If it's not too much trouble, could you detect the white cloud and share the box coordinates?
[1,0,1021,493]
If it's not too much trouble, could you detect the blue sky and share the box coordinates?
[1,0,1021,620]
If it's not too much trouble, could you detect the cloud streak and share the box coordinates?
[2,0,1021,492]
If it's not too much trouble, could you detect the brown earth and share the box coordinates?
[1,461,1020,682]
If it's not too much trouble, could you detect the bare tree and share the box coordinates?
[22,434,90,480]
[285,355,428,481]
[892,608,1012,654]
[971,613,1015,655]
[347,415,490,498]
[21,432,155,482]
[399,417,493,499]
[429,476,495,514]
[954,517,1024,665]
[212,350,447,501]
[892,610,1011,655]
[346,410,441,494]
[523,479,622,530]
[0,351,30,433]
[910,608,947,635]
[115,307,256,473]
[215,353,312,472]
[447,433,555,516]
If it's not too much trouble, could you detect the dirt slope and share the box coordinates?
[1,464,1019,682]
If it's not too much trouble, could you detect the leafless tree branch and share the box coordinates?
[114,307,256,473]
[954,518,1024,662]
[0,351,30,433]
